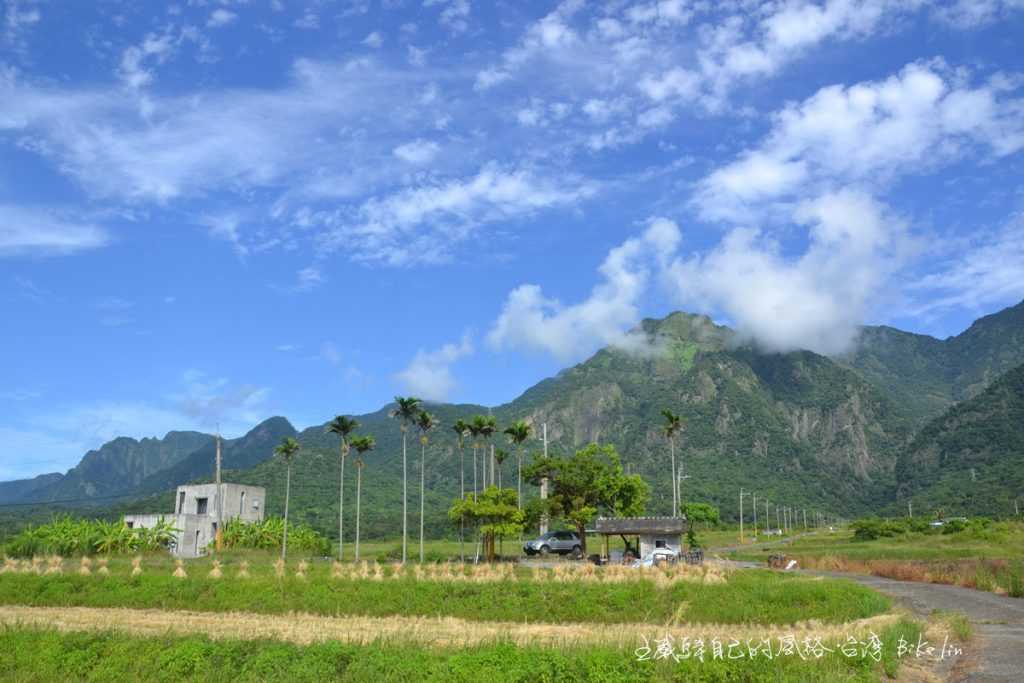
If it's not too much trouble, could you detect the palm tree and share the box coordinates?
[452,419,470,560]
[415,411,436,563]
[661,410,683,517]
[503,420,531,510]
[349,435,375,562]
[493,448,508,488]
[274,436,300,560]
[480,415,497,486]
[389,396,421,563]
[469,415,487,499]
[326,415,359,561]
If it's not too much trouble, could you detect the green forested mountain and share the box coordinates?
[843,300,1024,426]
[893,363,1024,517]
[7,301,1024,536]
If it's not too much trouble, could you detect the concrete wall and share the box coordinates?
[127,482,266,558]
[173,483,265,523]
[639,533,682,558]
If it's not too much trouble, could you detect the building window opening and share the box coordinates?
[196,497,208,515]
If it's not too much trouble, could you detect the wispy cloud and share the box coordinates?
[0,205,109,256]
[395,332,473,400]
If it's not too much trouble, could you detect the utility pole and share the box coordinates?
[215,428,223,552]
[765,498,770,535]
[739,489,750,544]
[803,508,807,530]
[776,505,782,535]
[908,500,913,518]
[752,493,758,537]
[539,423,549,535]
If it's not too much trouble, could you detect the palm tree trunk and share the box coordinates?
[670,438,677,517]
[355,465,362,562]
[459,444,465,562]
[517,448,522,510]
[419,440,425,564]
[472,445,478,501]
[282,463,291,561]
[338,446,345,561]
[497,462,502,488]
[402,428,408,563]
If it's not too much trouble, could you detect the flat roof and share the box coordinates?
[594,516,688,535]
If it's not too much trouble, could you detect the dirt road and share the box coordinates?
[811,572,1024,683]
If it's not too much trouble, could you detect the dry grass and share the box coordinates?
[800,555,1021,594]
[0,604,901,650]
[172,559,187,579]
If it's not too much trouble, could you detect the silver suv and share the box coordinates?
[523,530,582,557]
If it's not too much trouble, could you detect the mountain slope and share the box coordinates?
[894,363,1024,516]
[843,300,1024,425]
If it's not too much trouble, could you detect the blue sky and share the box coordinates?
[2,0,1023,481]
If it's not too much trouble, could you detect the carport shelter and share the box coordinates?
[594,516,689,561]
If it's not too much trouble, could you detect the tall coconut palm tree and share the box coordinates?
[503,420,531,510]
[452,418,470,560]
[661,409,683,517]
[480,415,497,486]
[326,415,359,561]
[493,448,508,488]
[469,415,487,499]
[349,435,375,562]
[389,396,421,563]
[415,411,436,563]
[273,436,300,560]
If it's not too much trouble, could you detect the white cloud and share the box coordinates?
[294,10,319,29]
[488,217,680,361]
[362,31,383,48]
[3,0,41,47]
[427,0,471,34]
[911,212,1024,315]
[173,369,271,431]
[392,138,440,164]
[199,213,247,255]
[207,8,238,28]
[669,190,904,355]
[295,265,323,291]
[395,332,473,400]
[320,163,595,265]
[0,205,109,256]
[118,31,176,89]
[933,0,1024,27]
[696,62,1024,221]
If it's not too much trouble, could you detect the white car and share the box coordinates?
[631,547,677,568]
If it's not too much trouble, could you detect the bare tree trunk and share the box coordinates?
[670,437,677,517]
[355,464,362,561]
[473,444,478,500]
[402,427,408,564]
[517,448,522,510]
[338,446,345,561]
[282,463,291,561]
[419,439,426,564]
[459,444,465,562]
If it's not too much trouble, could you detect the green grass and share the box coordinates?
[0,563,888,626]
[0,620,926,682]
[727,524,1024,563]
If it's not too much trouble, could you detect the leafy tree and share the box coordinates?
[389,396,421,563]
[525,443,649,554]
[448,486,524,562]
[349,435,375,561]
[415,411,436,563]
[503,420,531,511]
[682,502,720,529]
[326,415,359,561]
[273,436,300,560]
[661,409,683,516]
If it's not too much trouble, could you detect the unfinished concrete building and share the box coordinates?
[125,482,266,558]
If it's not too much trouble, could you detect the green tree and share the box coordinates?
[525,443,649,554]
[273,436,300,561]
[349,435,375,562]
[326,415,359,561]
[682,502,720,529]
[503,420,531,511]
[449,486,524,562]
[415,411,436,563]
[389,396,421,563]
[661,409,683,516]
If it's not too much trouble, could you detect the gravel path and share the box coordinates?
[810,572,1024,683]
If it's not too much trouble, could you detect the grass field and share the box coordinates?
[0,556,890,626]
[0,619,930,682]
[725,524,1024,596]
